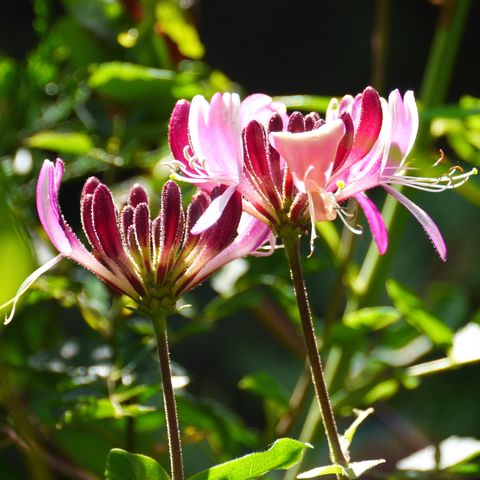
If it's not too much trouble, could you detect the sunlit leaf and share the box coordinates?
[189,438,310,480]
[297,464,344,478]
[386,279,453,348]
[342,408,374,449]
[397,436,480,472]
[89,62,175,103]
[63,397,154,424]
[105,449,170,480]
[156,2,205,59]
[298,459,385,479]
[273,95,331,112]
[363,379,398,405]
[343,307,401,330]
[0,176,34,306]
[450,322,480,363]
[26,131,93,154]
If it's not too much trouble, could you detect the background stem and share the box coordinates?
[151,313,184,480]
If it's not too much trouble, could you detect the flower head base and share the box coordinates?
[4,159,270,323]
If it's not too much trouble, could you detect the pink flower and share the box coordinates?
[270,87,477,259]
[168,92,287,233]
[4,159,270,324]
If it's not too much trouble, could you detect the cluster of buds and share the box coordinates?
[5,159,270,323]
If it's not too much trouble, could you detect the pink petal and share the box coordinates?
[168,99,191,162]
[269,119,346,193]
[190,184,237,234]
[92,184,125,260]
[186,214,271,291]
[354,192,388,255]
[129,184,149,207]
[36,159,72,254]
[385,90,419,167]
[37,160,140,298]
[383,184,447,261]
[188,93,242,183]
[156,181,185,282]
[243,120,281,208]
[348,87,383,164]
[240,93,287,128]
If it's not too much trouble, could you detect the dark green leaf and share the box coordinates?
[105,448,170,480]
[89,62,175,104]
[238,371,289,408]
[386,279,453,347]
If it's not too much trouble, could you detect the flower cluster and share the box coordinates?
[5,159,270,323]
[169,88,477,258]
[5,86,477,324]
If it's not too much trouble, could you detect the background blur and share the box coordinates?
[1,1,480,479]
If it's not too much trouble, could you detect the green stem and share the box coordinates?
[282,234,348,474]
[371,0,391,94]
[419,0,472,111]
[151,312,184,480]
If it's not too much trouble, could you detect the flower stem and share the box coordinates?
[282,234,348,474]
[151,312,184,480]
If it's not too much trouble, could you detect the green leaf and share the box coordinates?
[273,95,331,112]
[89,62,175,104]
[0,174,34,306]
[238,371,290,408]
[105,449,170,480]
[189,438,310,480]
[343,307,401,330]
[342,408,374,449]
[156,2,205,59]
[26,131,93,154]
[386,279,453,347]
[298,459,385,479]
[297,464,344,478]
[347,459,385,478]
[63,397,154,424]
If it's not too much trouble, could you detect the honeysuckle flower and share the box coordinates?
[270,87,478,259]
[168,92,287,233]
[4,159,271,324]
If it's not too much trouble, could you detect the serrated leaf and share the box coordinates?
[89,62,175,103]
[105,449,170,480]
[189,438,310,480]
[26,131,93,154]
[386,279,453,347]
[343,307,401,330]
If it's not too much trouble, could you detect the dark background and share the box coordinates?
[2,0,479,99]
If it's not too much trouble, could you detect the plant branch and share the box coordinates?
[282,234,348,477]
